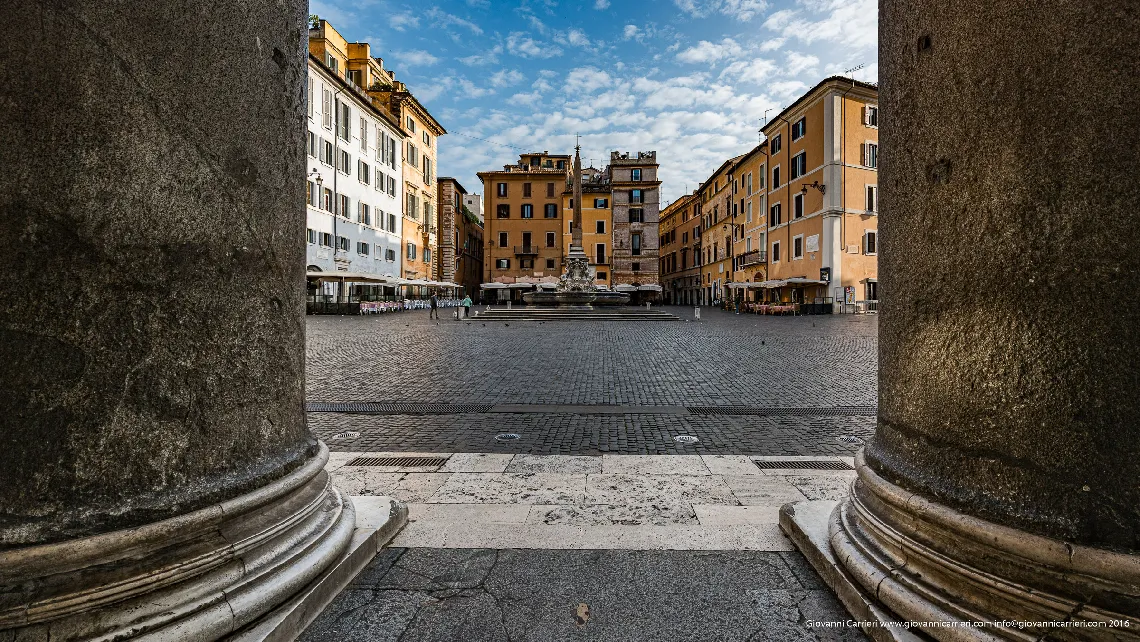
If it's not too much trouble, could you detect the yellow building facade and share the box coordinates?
[562,170,614,288]
[759,77,879,308]
[697,155,743,306]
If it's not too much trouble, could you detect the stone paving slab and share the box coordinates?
[301,548,869,641]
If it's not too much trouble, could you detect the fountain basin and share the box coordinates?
[521,290,630,306]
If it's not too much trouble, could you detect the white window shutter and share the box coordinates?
[862,106,869,125]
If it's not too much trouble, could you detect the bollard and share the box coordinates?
[694,306,701,320]
[507,300,512,310]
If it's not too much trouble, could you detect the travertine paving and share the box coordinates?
[327,453,855,551]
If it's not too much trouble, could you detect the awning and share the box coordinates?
[757,280,787,288]
[785,277,827,286]
[613,284,637,292]
[508,283,536,289]
[537,283,558,290]
[400,278,431,286]
[436,281,462,289]
[595,284,610,291]
[480,283,508,289]
[305,271,394,284]
[637,284,663,292]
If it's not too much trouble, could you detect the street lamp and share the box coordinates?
[800,181,826,195]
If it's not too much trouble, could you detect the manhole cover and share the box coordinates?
[330,431,360,440]
[673,435,700,444]
[838,435,865,445]
[495,433,521,441]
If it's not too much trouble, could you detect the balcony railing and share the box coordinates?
[739,249,767,266]
[514,245,539,255]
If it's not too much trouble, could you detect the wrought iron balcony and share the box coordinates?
[514,245,539,256]
[739,249,767,266]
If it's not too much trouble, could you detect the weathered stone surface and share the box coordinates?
[875,0,1140,549]
[0,0,313,546]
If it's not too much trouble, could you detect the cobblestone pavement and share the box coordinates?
[306,307,878,455]
[301,548,867,642]
[312,413,875,456]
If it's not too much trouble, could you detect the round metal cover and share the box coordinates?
[838,435,865,445]
[673,435,699,444]
[495,433,521,441]
[331,431,361,440]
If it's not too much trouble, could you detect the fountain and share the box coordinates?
[523,143,630,308]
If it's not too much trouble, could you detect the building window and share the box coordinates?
[595,243,606,264]
[406,116,415,133]
[772,241,781,262]
[523,183,532,197]
[307,132,317,158]
[498,232,508,247]
[630,189,643,204]
[632,262,641,271]
[407,143,418,167]
[496,258,510,269]
[866,185,878,212]
[407,242,417,260]
[770,134,781,154]
[424,248,432,263]
[319,232,332,247]
[793,193,804,219]
[631,234,642,256]
[358,202,371,226]
[791,117,806,141]
[631,168,642,181]
[594,198,608,208]
[359,118,368,152]
[388,176,397,197]
[338,102,351,141]
[387,248,396,261]
[769,203,782,227]
[321,140,334,166]
[423,131,430,146]
[772,166,780,188]
[546,258,556,269]
[497,182,507,197]
[496,204,510,219]
[863,143,879,168]
[338,150,351,174]
[359,161,370,185]
[521,204,533,219]
[746,172,752,196]
[596,271,607,279]
[423,157,432,184]
[790,152,807,179]
[547,182,555,197]
[793,234,803,259]
[746,201,753,223]
[546,231,556,247]
[336,235,349,252]
[865,231,878,255]
[556,160,565,169]
[338,194,350,218]
[544,203,558,218]
[865,105,879,127]
[520,258,534,269]
[596,220,605,234]
[322,88,333,129]
[629,208,644,223]
[306,228,316,244]
[357,241,369,255]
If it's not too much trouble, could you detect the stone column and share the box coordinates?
[783,0,1140,637]
[0,1,355,639]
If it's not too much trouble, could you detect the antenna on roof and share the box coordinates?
[845,63,865,81]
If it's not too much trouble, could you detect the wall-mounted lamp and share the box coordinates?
[800,181,826,195]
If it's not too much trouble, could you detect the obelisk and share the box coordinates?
[570,143,586,255]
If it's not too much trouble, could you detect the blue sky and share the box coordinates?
[310,0,878,205]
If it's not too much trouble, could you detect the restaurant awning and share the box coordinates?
[785,278,828,286]
[613,284,637,292]
[637,284,663,292]
[537,283,558,290]
[508,283,535,289]
[757,280,788,288]
[305,271,395,284]
[480,283,508,289]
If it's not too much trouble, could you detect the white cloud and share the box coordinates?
[564,67,613,94]
[763,0,877,51]
[594,0,610,8]
[567,29,591,47]
[759,37,786,52]
[767,79,809,98]
[674,0,768,21]
[507,32,562,58]
[510,91,543,105]
[490,69,526,88]
[459,44,502,66]
[676,38,743,64]
[466,0,490,7]
[425,7,484,34]
[719,58,777,84]
[394,49,440,67]
[390,11,419,31]
[622,25,640,40]
[785,51,820,75]
[457,78,493,99]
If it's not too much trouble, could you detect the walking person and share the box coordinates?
[461,294,472,318]
[429,291,439,320]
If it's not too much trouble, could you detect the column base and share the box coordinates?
[780,451,1140,641]
[0,443,404,641]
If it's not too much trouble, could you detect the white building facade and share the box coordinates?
[304,55,404,287]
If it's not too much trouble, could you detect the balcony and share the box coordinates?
[739,250,767,267]
[514,245,539,256]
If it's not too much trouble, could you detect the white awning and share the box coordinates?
[436,281,462,289]
[537,283,558,290]
[305,271,394,284]
[400,279,431,286]
[637,284,663,292]
[508,283,536,289]
[757,280,787,288]
[785,277,827,286]
[480,283,508,289]
[595,284,610,291]
[613,284,637,292]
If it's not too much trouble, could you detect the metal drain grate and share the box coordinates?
[687,406,877,417]
[673,435,700,444]
[495,433,521,441]
[307,402,495,414]
[753,460,854,471]
[838,435,866,445]
[345,456,450,467]
[330,431,360,440]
